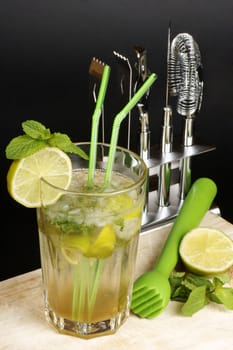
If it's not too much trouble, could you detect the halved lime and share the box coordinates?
[7,147,72,208]
[179,227,233,275]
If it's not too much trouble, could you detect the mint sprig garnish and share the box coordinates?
[169,271,233,316]
[22,120,51,140]
[6,120,88,160]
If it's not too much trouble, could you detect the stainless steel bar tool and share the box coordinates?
[170,33,203,199]
[113,50,133,149]
[158,24,173,207]
[133,47,153,225]
[134,46,151,161]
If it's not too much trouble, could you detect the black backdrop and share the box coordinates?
[1,0,233,280]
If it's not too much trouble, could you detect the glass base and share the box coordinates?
[45,304,129,339]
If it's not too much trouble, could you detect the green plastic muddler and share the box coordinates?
[131,177,217,318]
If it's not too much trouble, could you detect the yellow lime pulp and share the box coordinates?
[179,227,233,275]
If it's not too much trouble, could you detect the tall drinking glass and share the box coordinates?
[37,143,147,338]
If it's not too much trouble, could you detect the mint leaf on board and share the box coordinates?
[5,135,47,159]
[48,133,88,160]
[169,272,189,302]
[169,271,233,316]
[22,120,51,140]
[171,285,190,303]
[213,274,230,284]
[211,286,233,309]
[183,273,213,292]
[181,285,208,316]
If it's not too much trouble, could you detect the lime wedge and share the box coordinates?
[7,147,72,208]
[61,226,116,262]
[179,227,233,275]
[62,235,90,253]
[61,235,90,264]
[88,224,116,258]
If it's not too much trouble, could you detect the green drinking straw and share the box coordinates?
[104,72,157,185]
[87,64,110,186]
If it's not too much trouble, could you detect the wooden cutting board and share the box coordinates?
[1,212,233,349]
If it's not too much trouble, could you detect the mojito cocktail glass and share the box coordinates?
[37,143,147,338]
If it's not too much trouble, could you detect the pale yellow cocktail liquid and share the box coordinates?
[37,168,145,338]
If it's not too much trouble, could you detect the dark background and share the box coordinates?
[1,0,233,280]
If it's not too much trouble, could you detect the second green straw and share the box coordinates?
[104,72,157,185]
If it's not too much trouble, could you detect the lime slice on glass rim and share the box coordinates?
[179,227,233,275]
[7,147,72,208]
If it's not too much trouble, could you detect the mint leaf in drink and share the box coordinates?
[48,133,88,159]
[6,135,47,159]
[22,120,51,140]
[181,285,208,316]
